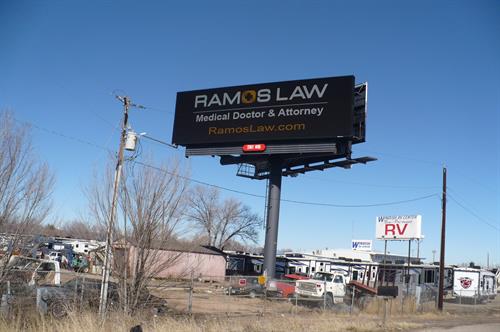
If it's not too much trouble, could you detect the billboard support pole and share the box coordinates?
[383,240,387,286]
[438,166,447,311]
[263,158,282,279]
[407,240,411,295]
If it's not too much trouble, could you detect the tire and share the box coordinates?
[249,290,257,299]
[325,293,334,309]
[49,300,68,319]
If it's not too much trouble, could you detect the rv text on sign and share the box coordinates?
[376,215,422,240]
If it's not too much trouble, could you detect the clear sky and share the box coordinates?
[1,0,499,266]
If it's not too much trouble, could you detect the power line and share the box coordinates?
[132,160,440,208]
[301,174,439,190]
[361,148,499,195]
[446,192,500,232]
[133,160,264,199]
[11,117,462,210]
[358,148,443,167]
[281,193,439,208]
[15,119,111,153]
[140,134,178,149]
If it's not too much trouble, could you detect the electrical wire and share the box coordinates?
[132,160,440,208]
[280,193,439,208]
[15,119,111,153]
[446,192,500,232]
[140,134,178,149]
[16,117,494,214]
[300,175,440,190]
[361,149,499,195]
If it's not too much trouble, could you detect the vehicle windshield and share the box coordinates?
[313,272,333,282]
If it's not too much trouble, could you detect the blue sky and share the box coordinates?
[1,0,499,266]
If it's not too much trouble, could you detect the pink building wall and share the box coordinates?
[127,246,226,280]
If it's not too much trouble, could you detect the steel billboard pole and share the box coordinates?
[438,167,447,311]
[263,158,282,279]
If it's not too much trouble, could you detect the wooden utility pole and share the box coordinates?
[99,96,129,318]
[438,167,447,311]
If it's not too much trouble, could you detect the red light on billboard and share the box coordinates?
[242,144,266,153]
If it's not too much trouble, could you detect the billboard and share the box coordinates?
[351,239,372,251]
[172,76,355,147]
[353,83,367,144]
[376,215,422,240]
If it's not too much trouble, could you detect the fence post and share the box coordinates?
[1,281,12,318]
[188,271,193,315]
[323,279,327,311]
[474,290,477,311]
[263,287,267,316]
[350,285,355,315]
[80,276,85,311]
[383,298,388,327]
[73,277,78,304]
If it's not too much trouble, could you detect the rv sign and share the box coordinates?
[376,215,422,240]
[352,240,372,251]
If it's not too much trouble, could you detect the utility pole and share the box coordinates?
[99,96,130,318]
[438,166,447,311]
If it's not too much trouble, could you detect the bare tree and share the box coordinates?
[187,186,262,250]
[62,219,106,240]
[86,157,190,312]
[0,112,54,271]
[85,166,115,236]
[121,159,189,311]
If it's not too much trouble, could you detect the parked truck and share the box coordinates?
[295,271,346,307]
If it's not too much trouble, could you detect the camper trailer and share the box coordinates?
[453,268,496,302]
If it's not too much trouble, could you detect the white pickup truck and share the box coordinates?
[295,271,346,307]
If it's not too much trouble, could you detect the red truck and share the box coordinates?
[267,274,309,298]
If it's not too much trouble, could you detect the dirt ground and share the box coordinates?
[152,282,500,330]
[407,296,500,330]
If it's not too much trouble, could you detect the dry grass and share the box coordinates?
[0,310,423,332]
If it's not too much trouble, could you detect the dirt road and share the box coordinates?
[416,323,500,332]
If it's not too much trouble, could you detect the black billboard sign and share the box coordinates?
[172,76,355,147]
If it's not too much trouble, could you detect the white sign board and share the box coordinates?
[376,215,422,240]
[351,240,372,251]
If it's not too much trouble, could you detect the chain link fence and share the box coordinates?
[0,267,496,322]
